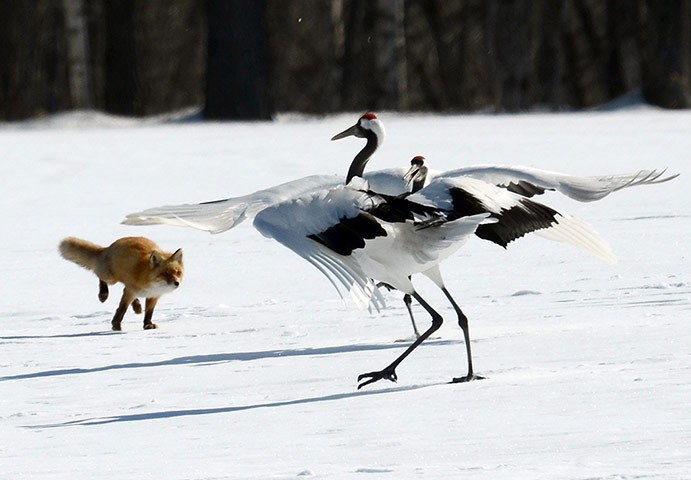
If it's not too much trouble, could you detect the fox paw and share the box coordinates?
[143,323,158,330]
[131,299,143,314]
[111,322,122,331]
[98,282,109,303]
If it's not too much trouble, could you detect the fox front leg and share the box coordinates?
[111,288,136,331]
[98,280,109,303]
[143,297,160,330]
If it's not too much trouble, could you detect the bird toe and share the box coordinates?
[450,373,485,383]
[357,367,398,389]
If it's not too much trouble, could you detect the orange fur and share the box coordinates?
[59,236,183,331]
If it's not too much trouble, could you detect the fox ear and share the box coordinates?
[170,248,183,263]
[150,251,163,267]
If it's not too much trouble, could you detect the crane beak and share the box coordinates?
[331,124,361,141]
[403,164,420,186]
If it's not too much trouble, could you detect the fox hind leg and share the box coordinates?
[131,298,142,314]
[98,280,109,303]
[143,297,160,330]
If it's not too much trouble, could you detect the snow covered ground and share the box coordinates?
[1,108,689,479]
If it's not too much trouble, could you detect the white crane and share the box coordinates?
[329,118,676,387]
[378,155,429,339]
[379,155,680,339]
[251,143,635,388]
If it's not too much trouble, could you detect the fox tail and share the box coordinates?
[59,237,104,272]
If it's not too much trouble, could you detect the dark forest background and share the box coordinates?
[1,0,689,121]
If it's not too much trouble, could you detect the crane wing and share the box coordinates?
[439,165,678,202]
[253,185,389,312]
[362,167,410,195]
[122,174,343,233]
[412,176,616,263]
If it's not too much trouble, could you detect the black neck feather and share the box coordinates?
[346,130,378,183]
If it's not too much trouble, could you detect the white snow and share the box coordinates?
[1,108,689,479]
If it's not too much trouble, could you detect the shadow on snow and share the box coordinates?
[1,339,462,382]
[26,381,448,429]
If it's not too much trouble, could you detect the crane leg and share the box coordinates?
[440,287,484,383]
[357,291,442,389]
[403,294,421,338]
[376,280,421,339]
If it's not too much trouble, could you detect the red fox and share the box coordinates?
[59,236,184,331]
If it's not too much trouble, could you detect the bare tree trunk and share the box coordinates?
[205,0,271,119]
[63,0,93,109]
[375,0,406,110]
[266,0,342,113]
[104,0,205,116]
[0,0,70,119]
[639,0,691,108]
[103,0,137,115]
[404,1,496,112]
[341,0,406,111]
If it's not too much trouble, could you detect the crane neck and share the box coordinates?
[411,176,425,193]
[346,130,378,184]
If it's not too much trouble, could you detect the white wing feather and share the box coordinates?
[534,214,617,263]
[122,162,677,235]
[253,185,386,312]
[122,169,413,234]
[122,174,343,233]
[439,165,678,202]
[362,167,410,195]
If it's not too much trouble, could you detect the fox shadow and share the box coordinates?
[1,331,116,341]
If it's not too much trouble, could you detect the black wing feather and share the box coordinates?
[308,213,387,256]
[447,187,559,248]
[504,180,553,198]
[476,200,559,247]
[366,190,443,223]
[306,189,445,256]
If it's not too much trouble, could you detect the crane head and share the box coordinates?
[331,112,385,142]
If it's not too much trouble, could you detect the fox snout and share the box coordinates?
[163,271,183,288]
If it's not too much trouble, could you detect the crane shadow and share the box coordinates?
[1,339,461,382]
[26,381,446,429]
